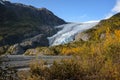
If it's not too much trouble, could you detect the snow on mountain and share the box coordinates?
[48,22,99,46]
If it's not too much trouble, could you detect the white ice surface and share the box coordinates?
[48,22,99,46]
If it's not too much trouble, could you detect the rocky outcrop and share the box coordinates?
[100,33,106,39]
[75,33,90,41]
[7,44,24,55]
[21,34,49,48]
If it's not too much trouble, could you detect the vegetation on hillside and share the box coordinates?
[25,13,120,56]
[22,13,120,80]
[24,37,120,79]
[22,26,120,80]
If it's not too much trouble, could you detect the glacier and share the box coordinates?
[48,22,99,46]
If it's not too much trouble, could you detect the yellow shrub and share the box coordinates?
[115,30,120,42]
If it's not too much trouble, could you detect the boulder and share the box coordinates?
[7,44,24,55]
[75,33,90,41]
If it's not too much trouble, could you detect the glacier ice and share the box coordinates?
[48,22,99,46]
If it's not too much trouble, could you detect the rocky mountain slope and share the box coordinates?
[0,0,66,55]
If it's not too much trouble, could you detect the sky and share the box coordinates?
[10,0,120,22]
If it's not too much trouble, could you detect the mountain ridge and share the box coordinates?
[0,1,66,55]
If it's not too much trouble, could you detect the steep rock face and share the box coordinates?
[0,1,66,54]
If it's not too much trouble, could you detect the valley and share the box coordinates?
[0,0,120,80]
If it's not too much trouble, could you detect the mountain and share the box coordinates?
[0,1,66,55]
[24,12,120,55]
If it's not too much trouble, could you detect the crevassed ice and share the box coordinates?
[48,22,99,46]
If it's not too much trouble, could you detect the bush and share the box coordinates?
[28,56,120,80]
